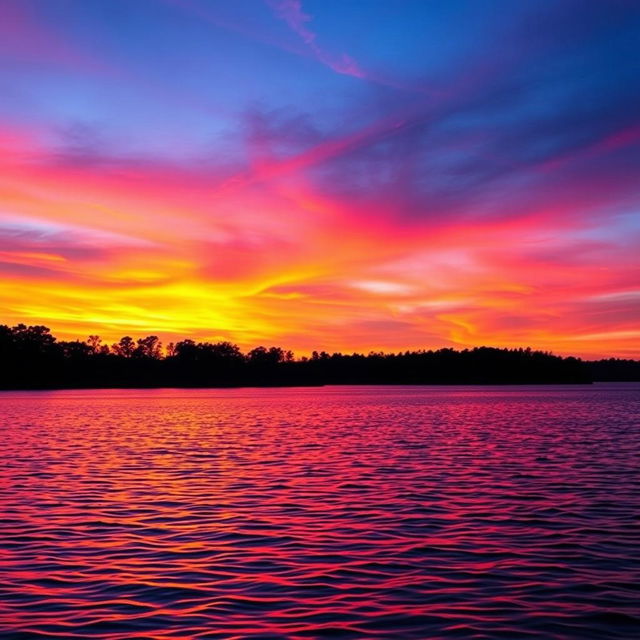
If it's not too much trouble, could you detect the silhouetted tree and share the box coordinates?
[12,324,56,356]
[135,335,162,359]
[87,335,102,354]
[248,346,288,365]
[587,358,640,381]
[59,340,92,359]
[112,336,136,358]
[4,322,635,389]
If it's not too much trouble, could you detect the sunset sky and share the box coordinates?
[1,0,639,358]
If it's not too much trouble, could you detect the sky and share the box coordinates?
[0,0,639,358]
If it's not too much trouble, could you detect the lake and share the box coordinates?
[1,384,639,639]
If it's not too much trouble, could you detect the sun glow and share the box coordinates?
[0,1,638,359]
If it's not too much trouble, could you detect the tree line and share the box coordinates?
[0,323,636,389]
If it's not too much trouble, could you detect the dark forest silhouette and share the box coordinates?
[1,323,637,389]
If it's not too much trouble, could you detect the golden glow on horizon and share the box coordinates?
[1,123,638,360]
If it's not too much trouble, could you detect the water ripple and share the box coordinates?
[1,384,639,638]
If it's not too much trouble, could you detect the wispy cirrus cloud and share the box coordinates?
[265,0,364,78]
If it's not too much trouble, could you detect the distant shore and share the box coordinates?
[2,323,639,390]
[0,380,611,391]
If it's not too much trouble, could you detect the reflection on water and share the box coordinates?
[1,384,639,639]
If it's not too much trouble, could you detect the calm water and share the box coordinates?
[1,384,639,639]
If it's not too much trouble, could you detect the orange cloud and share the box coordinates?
[0,116,638,360]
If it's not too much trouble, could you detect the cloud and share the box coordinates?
[0,0,638,357]
[265,0,364,78]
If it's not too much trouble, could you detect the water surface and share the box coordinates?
[1,384,639,639]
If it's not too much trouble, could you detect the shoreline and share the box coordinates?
[0,380,605,391]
